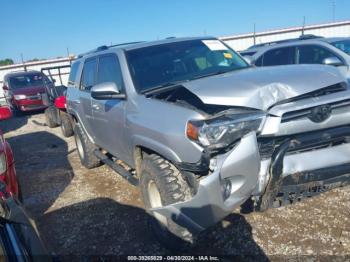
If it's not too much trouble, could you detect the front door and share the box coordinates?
[78,57,97,138]
[91,54,129,162]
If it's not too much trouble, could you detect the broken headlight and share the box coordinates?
[187,111,265,149]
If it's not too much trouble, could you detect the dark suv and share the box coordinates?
[2,71,49,114]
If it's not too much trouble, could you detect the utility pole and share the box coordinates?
[253,23,256,45]
[66,47,71,64]
[20,53,27,71]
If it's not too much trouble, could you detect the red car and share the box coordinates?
[2,71,49,114]
[0,106,19,199]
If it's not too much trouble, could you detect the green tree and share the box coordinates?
[0,59,14,66]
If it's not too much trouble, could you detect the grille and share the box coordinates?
[281,99,350,123]
[258,126,350,159]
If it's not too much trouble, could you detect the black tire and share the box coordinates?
[60,112,74,137]
[12,106,23,117]
[140,154,194,249]
[45,108,58,128]
[74,123,101,169]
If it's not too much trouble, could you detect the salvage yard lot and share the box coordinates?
[1,112,350,258]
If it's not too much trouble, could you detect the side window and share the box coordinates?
[297,45,340,64]
[261,47,295,66]
[68,61,81,87]
[97,54,124,90]
[80,58,97,91]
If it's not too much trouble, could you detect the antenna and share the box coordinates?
[332,0,336,22]
[301,16,306,35]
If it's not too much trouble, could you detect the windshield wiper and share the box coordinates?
[141,80,189,96]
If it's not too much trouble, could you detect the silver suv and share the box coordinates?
[66,37,350,246]
[242,35,350,79]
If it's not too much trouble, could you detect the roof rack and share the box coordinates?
[248,34,324,49]
[77,41,145,58]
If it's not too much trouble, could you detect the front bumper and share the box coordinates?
[152,132,261,233]
[152,126,350,233]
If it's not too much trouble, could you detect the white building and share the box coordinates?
[220,20,350,51]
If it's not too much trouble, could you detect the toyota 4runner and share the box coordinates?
[66,37,350,246]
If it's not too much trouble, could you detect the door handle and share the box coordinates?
[71,100,81,104]
[92,104,100,110]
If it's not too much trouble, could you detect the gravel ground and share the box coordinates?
[1,112,350,260]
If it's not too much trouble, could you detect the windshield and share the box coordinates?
[126,39,249,93]
[331,39,350,55]
[9,73,45,89]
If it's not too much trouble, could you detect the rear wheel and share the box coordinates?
[74,123,101,169]
[140,154,194,249]
[60,112,74,137]
[45,107,58,128]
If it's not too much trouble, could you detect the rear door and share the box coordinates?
[91,53,128,159]
[256,46,296,66]
[78,57,97,138]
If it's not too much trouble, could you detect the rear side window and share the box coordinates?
[68,61,80,87]
[297,45,340,64]
[80,58,97,91]
[261,47,295,66]
[97,54,124,90]
[9,73,44,89]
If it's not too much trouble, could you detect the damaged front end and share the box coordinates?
[148,68,350,233]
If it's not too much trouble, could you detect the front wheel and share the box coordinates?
[140,154,194,249]
[74,123,101,169]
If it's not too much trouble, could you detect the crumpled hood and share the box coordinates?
[182,64,346,111]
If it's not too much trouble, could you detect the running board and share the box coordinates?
[93,150,139,186]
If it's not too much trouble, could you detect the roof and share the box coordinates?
[5,70,41,78]
[121,36,216,51]
[243,36,350,54]
[319,37,350,43]
[77,36,217,59]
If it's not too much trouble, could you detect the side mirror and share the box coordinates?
[0,106,12,121]
[322,57,343,66]
[2,85,9,91]
[91,82,126,100]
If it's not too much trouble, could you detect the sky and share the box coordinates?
[1,0,350,62]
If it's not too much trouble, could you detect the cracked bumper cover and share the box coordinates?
[151,132,261,233]
[151,125,350,233]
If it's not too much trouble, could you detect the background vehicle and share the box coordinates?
[0,180,50,261]
[42,65,74,137]
[67,37,350,247]
[243,35,350,79]
[0,104,19,199]
[2,71,49,115]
